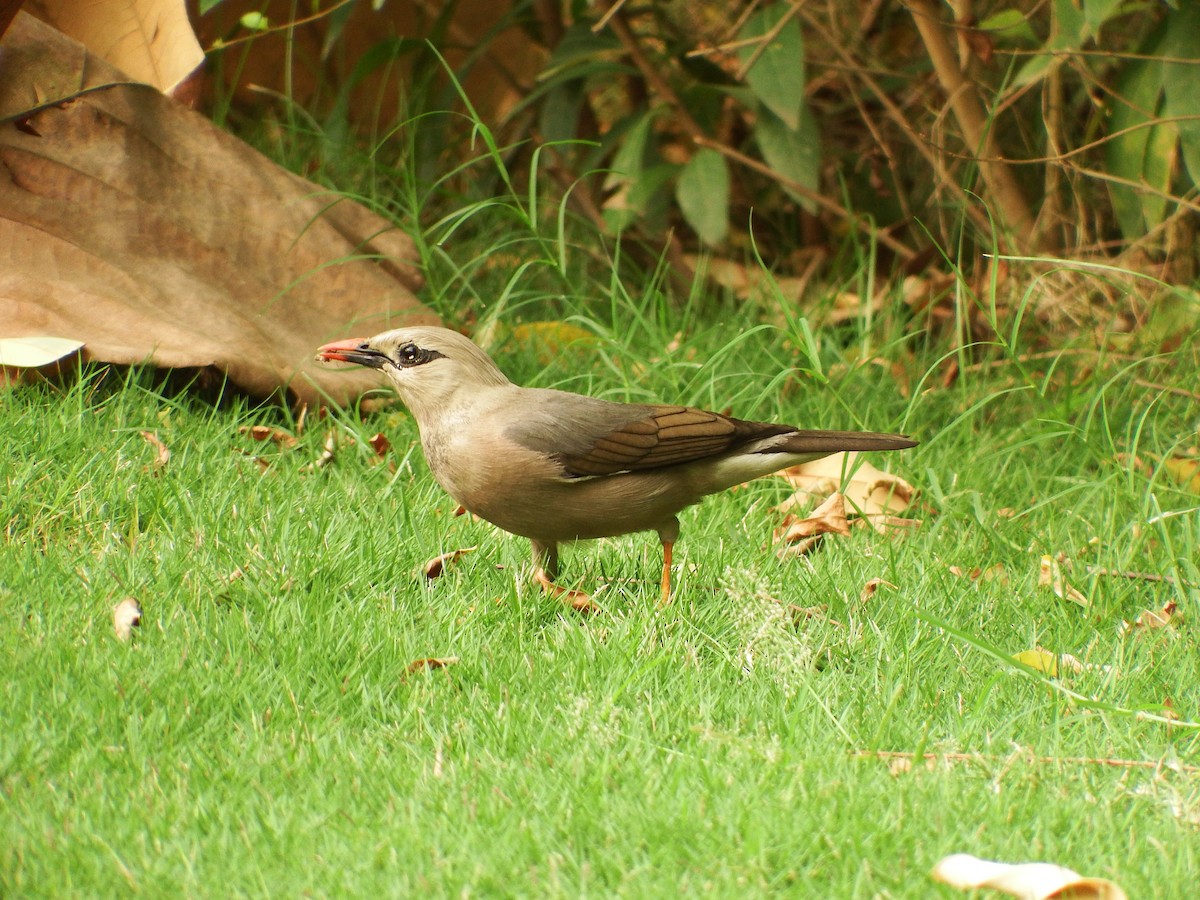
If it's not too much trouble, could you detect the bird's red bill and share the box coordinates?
[315,338,369,363]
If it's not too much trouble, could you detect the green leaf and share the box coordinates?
[978,9,1039,46]
[1106,28,1173,239]
[603,111,656,192]
[754,107,820,212]
[1161,5,1200,190]
[1011,0,1086,88]
[1082,0,1126,38]
[676,149,729,246]
[239,11,269,32]
[738,5,805,131]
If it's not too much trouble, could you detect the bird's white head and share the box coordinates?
[316,326,510,421]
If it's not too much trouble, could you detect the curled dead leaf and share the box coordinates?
[368,432,391,457]
[405,656,459,675]
[1121,600,1179,634]
[932,853,1127,900]
[777,452,917,518]
[774,492,850,558]
[949,563,1008,585]
[859,578,896,602]
[239,425,298,448]
[423,547,477,579]
[1038,555,1089,608]
[856,514,923,535]
[113,598,142,641]
[139,430,170,470]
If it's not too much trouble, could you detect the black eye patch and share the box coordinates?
[394,343,446,368]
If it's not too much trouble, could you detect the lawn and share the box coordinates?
[3,289,1198,896]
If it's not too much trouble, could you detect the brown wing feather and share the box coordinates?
[557,404,792,476]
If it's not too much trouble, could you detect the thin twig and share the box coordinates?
[591,0,631,33]
[1131,379,1200,402]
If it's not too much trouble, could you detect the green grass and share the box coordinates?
[3,304,1199,895]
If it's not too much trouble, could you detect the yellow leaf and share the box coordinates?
[1013,648,1062,676]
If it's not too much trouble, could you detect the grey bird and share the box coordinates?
[317,326,916,610]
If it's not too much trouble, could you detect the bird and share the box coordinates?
[316,326,916,610]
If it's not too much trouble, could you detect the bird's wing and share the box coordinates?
[502,390,792,477]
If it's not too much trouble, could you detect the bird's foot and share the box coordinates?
[535,569,599,614]
[658,540,674,606]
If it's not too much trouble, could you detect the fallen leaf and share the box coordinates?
[239,425,298,448]
[774,492,850,557]
[113,598,142,641]
[1121,600,1179,634]
[139,430,170,470]
[30,0,204,95]
[1013,648,1085,677]
[368,432,391,457]
[855,514,923,535]
[776,452,917,518]
[0,14,433,407]
[932,852,1127,900]
[1039,555,1090,608]
[423,547,477,579]
[859,578,896,602]
[1163,451,1200,495]
[949,563,1008,585]
[405,656,459,675]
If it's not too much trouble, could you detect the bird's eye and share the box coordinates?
[397,343,420,365]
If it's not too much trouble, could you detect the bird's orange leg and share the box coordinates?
[659,540,674,605]
[535,568,598,614]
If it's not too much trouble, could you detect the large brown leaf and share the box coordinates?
[0,13,436,406]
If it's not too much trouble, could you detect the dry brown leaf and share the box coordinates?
[932,853,1127,900]
[859,578,896,602]
[1121,600,1179,634]
[368,432,391,457]
[239,425,297,448]
[139,430,170,470]
[1038,555,1090,608]
[405,657,459,675]
[112,597,142,641]
[423,547,477,580]
[855,514,923,535]
[28,0,204,95]
[774,492,850,558]
[949,563,1008,585]
[996,507,1016,518]
[776,452,917,518]
[0,13,434,407]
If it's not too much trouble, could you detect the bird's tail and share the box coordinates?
[776,430,917,454]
